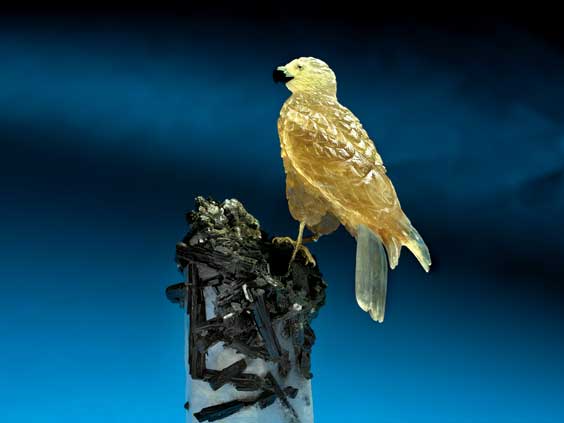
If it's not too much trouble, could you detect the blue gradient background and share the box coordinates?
[1,14,563,422]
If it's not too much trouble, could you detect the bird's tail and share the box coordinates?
[355,218,431,322]
[355,224,388,322]
[380,215,431,273]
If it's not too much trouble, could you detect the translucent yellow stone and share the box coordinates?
[275,57,431,321]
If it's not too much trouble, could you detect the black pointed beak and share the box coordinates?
[273,66,294,83]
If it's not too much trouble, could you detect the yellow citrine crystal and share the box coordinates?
[274,57,431,322]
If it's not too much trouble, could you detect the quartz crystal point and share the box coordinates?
[167,197,327,423]
[355,223,388,323]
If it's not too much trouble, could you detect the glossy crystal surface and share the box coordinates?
[277,57,431,273]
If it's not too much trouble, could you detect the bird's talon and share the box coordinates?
[272,236,295,246]
[272,236,316,267]
[301,248,316,267]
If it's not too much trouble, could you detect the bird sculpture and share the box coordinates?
[272,57,431,322]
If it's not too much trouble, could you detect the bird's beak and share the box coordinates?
[273,66,294,83]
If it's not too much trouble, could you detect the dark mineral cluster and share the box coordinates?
[166,197,326,422]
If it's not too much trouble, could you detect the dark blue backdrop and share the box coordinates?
[1,14,563,422]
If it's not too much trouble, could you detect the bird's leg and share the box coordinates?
[288,221,306,268]
[288,221,317,269]
[272,222,316,268]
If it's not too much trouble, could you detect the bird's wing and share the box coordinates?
[333,104,385,169]
[280,97,431,272]
[279,99,399,223]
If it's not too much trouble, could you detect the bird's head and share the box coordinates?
[273,57,337,97]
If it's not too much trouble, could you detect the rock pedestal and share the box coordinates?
[166,197,326,423]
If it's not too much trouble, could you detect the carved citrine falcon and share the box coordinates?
[273,57,431,322]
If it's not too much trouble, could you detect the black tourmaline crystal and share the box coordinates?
[167,196,327,422]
